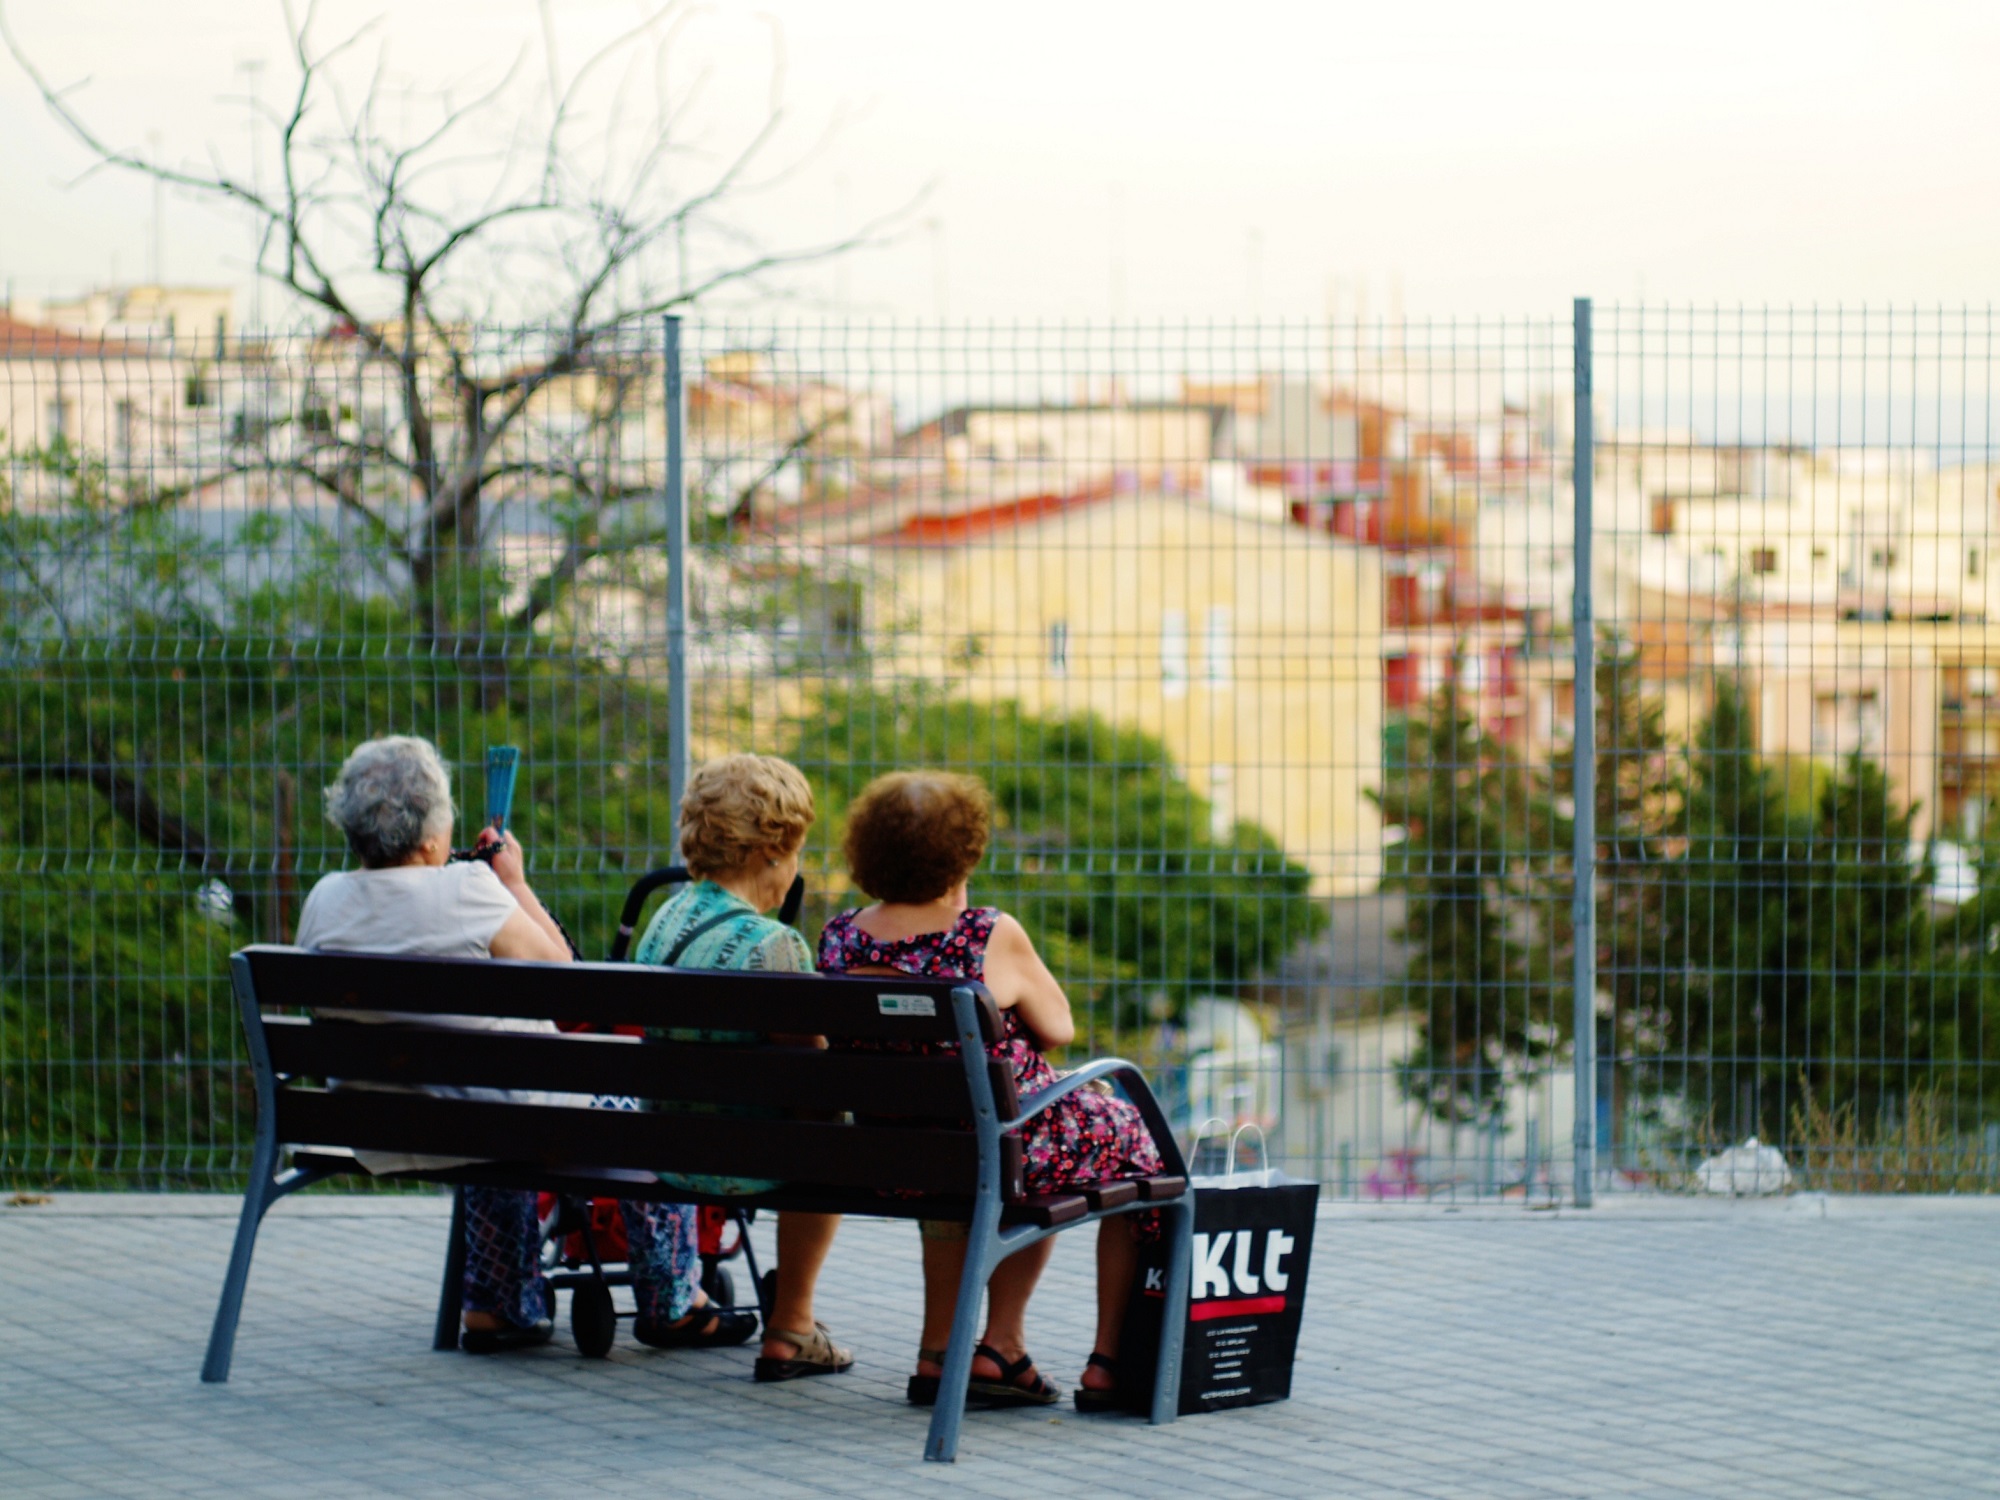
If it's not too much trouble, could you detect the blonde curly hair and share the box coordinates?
[678,754,815,879]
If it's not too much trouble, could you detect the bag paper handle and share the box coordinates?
[1186,1116,1231,1165]
[1227,1122,1270,1177]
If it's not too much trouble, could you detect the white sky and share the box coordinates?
[2,0,1996,322]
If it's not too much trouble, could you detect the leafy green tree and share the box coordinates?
[1931,837,2000,1122]
[1667,685,1981,1140]
[0,578,683,1186]
[1544,634,1687,1142]
[788,686,1326,1039]
[1662,674,1803,1135]
[1376,670,1564,1124]
[1790,753,1940,1129]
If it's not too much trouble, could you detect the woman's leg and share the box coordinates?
[620,1198,701,1328]
[762,1211,841,1358]
[1080,1217,1140,1392]
[460,1186,546,1331]
[974,1237,1056,1378]
[912,1225,1055,1386]
[916,1228,967,1367]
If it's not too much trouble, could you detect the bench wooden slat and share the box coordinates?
[274,1087,984,1193]
[243,946,1002,1045]
[1078,1180,1141,1211]
[285,1147,1064,1227]
[1135,1174,1189,1201]
[263,1019,1022,1120]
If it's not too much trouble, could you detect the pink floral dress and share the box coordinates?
[817,907,1164,1214]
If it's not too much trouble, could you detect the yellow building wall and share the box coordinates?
[870,494,1383,896]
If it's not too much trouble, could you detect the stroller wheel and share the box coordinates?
[702,1265,735,1311]
[571,1282,616,1358]
[758,1268,777,1322]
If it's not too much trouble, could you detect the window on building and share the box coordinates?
[46,397,70,442]
[1812,689,1884,758]
[1869,546,1898,569]
[1204,605,1233,688]
[1160,610,1189,699]
[1969,547,1983,580]
[115,399,135,461]
[1047,619,1069,677]
[1207,765,1235,842]
[1750,547,1778,575]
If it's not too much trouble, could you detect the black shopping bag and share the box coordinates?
[1118,1168,1319,1415]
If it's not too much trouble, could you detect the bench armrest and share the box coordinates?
[1011,1058,1188,1178]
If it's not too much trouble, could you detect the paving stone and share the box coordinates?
[1,1194,1996,1495]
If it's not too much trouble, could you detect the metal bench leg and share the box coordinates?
[1149,1193,1195,1426]
[924,1208,1000,1462]
[202,1134,279,1384]
[432,1188,468,1352]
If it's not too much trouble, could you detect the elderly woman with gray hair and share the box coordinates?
[294,735,756,1355]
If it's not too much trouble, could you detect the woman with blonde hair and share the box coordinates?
[633,752,850,1382]
[817,769,1163,1412]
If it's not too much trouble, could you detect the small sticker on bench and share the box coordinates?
[878,993,937,1017]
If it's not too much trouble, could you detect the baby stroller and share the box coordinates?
[536,864,800,1357]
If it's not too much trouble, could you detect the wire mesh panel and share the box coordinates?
[16,307,1989,1200]
[0,320,682,1186]
[1590,305,2000,1192]
[682,318,1577,1200]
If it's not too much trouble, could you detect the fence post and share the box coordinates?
[664,314,691,859]
[1570,296,1597,1208]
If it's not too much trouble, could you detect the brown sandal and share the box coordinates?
[753,1321,854,1382]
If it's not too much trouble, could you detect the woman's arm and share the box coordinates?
[488,904,574,962]
[986,913,1076,1050]
[479,830,573,962]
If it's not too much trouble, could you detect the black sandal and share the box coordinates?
[906,1346,948,1407]
[634,1304,758,1349]
[460,1316,554,1355]
[1073,1351,1124,1413]
[966,1343,1060,1408]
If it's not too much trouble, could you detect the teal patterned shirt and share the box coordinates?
[633,880,814,1195]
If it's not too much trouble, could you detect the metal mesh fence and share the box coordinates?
[0,307,1994,1195]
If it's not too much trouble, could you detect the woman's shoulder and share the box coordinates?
[816,912,864,968]
[960,906,1005,938]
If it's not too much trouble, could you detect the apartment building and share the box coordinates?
[799,484,1385,896]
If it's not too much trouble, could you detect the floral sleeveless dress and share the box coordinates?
[817,907,1163,1218]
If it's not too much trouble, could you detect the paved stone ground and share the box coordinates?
[1,1193,1995,1498]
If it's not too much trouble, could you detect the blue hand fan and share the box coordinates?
[484,746,520,834]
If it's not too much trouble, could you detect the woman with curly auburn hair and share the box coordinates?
[818,769,1164,1415]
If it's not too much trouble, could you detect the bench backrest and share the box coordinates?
[235,945,1025,1197]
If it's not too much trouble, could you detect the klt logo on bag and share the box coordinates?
[1187,1228,1297,1321]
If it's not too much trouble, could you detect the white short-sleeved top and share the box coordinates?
[294,860,545,1033]
[293,859,557,1173]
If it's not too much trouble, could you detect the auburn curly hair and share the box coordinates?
[842,770,991,903]
[678,754,815,880]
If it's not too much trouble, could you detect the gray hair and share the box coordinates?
[324,735,455,868]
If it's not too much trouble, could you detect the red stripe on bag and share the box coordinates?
[1190,1294,1286,1321]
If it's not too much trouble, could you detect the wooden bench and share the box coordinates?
[203,944,1194,1462]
